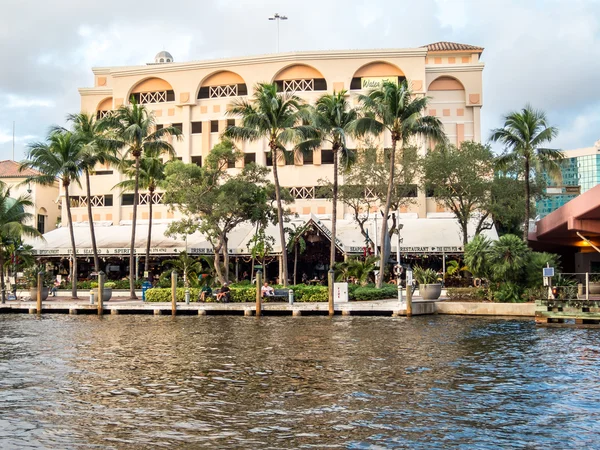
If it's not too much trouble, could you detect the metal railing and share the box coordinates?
[553,272,600,300]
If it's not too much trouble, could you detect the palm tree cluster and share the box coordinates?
[21,101,181,299]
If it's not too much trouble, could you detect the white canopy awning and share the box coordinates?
[31,215,498,257]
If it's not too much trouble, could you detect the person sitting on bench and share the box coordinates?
[261,282,274,298]
[216,283,231,303]
[198,284,212,302]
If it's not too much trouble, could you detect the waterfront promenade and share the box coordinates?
[1,290,536,317]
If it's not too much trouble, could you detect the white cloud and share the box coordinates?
[5,95,54,109]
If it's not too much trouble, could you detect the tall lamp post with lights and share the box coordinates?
[268,13,288,52]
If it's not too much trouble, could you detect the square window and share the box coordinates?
[211,120,219,133]
[172,123,183,132]
[321,150,334,164]
[191,156,202,167]
[227,119,235,128]
[191,122,202,134]
[244,153,256,165]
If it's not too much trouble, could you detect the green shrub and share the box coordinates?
[446,287,488,301]
[352,284,397,301]
[492,282,525,303]
[522,286,547,302]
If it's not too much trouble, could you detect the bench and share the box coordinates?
[263,288,291,301]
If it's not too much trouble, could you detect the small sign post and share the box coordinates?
[544,265,555,300]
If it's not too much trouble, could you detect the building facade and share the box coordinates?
[0,160,60,235]
[537,140,600,218]
[71,42,484,225]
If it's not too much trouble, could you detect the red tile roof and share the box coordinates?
[424,42,484,53]
[0,160,40,178]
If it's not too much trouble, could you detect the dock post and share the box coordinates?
[586,272,590,301]
[37,272,43,314]
[255,270,262,317]
[328,269,335,316]
[171,271,177,316]
[185,288,190,305]
[97,271,104,316]
[406,283,413,317]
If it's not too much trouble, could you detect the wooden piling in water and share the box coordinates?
[37,272,43,314]
[255,270,262,317]
[171,271,177,316]
[328,269,335,316]
[406,284,413,317]
[97,271,104,316]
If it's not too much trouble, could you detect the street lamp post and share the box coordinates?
[268,13,288,52]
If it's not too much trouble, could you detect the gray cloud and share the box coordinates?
[1,0,598,160]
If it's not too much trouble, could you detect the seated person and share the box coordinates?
[198,284,212,302]
[261,282,274,298]
[216,283,231,303]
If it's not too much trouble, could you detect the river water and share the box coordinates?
[0,314,599,449]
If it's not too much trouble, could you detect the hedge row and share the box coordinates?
[144,283,400,303]
[446,287,489,302]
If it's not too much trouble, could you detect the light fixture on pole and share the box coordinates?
[268,13,288,52]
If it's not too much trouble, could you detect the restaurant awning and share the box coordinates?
[31,214,498,257]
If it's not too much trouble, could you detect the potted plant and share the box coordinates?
[24,265,54,302]
[91,281,114,302]
[413,265,442,300]
[589,274,600,295]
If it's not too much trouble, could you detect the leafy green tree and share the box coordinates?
[65,112,119,272]
[164,141,278,284]
[224,83,317,286]
[422,141,495,245]
[114,149,169,277]
[311,91,358,268]
[104,99,181,298]
[352,80,447,287]
[0,186,41,302]
[490,167,546,237]
[22,130,83,299]
[490,105,563,242]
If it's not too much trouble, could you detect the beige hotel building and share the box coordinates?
[73,41,484,223]
[34,42,493,265]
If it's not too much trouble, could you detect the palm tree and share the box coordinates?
[286,223,307,285]
[352,80,447,287]
[105,99,181,299]
[162,252,203,288]
[22,130,83,298]
[490,105,563,242]
[0,186,41,303]
[114,149,168,279]
[312,91,358,270]
[224,83,316,287]
[65,112,119,273]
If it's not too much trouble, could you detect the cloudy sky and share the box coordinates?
[1,0,599,160]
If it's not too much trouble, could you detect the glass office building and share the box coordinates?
[537,145,600,218]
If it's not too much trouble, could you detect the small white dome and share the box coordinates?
[154,51,174,64]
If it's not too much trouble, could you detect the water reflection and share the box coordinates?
[0,315,599,448]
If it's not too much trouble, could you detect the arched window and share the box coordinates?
[273,64,327,92]
[130,78,175,104]
[198,71,248,99]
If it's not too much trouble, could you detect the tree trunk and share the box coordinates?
[294,243,298,285]
[377,138,397,288]
[222,237,230,283]
[214,245,225,285]
[523,156,531,244]
[330,146,339,270]
[0,251,6,303]
[145,187,154,278]
[129,155,140,299]
[85,169,100,272]
[65,183,78,299]
[271,146,288,287]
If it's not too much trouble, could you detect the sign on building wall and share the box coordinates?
[361,77,398,90]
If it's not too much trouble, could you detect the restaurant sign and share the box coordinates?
[346,245,463,254]
[361,77,398,90]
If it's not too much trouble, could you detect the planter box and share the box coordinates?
[29,287,49,302]
[420,283,442,300]
[589,282,600,295]
[102,288,113,302]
